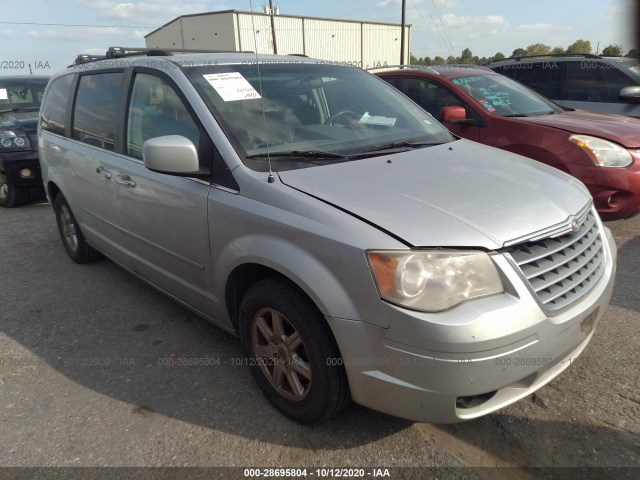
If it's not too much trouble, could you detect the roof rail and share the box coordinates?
[432,64,492,71]
[365,64,440,74]
[506,53,601,61]
[71,46,255,66]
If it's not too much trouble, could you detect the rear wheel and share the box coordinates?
[53,194,102,263]
[239,278,350,423]
[0,173,29,208]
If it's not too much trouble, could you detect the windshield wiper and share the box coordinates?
[349,140,446,158]
[246,150,350,160]
[503,113,530,118]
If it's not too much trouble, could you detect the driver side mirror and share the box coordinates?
[440,106,468,123]
[143,135,201,175]
[619,86,640,103]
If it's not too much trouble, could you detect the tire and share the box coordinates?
[53,194,102,264]
[0,173,29,208]
[239,278,350,423]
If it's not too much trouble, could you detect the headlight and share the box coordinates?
[367,250,503,312]
[0,130,31,150]
[569,134,632,167]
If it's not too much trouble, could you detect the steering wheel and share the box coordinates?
[323,110,359,125]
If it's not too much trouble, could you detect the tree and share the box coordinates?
[626,49,638,58]
[460,48,473,64]
[601,44,623,56]
[566,39,592,54]
[526,43,552,56]
[511,48,527,58]
[551,46,565,54]
[446,55,458,64]
[493,52,506,61]
[433,56,445,65]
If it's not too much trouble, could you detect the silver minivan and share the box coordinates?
[39,49,617,424]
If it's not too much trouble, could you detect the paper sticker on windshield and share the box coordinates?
[0,89,7,100]
[358,112,396,126]
[202,72,261,102]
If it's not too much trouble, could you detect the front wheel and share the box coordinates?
[53,194,102,264]
[0,173,29,208]
[239,278,350,423]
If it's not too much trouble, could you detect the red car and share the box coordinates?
[376,66,640,219]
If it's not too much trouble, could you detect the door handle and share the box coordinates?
[115,175,136,188]
[96,166,112,180]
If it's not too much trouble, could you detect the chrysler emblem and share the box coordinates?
[571,220,581,233]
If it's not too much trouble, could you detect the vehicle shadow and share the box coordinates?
[1,205,410,449]
[609,234,640,313]
[433,414,639,478]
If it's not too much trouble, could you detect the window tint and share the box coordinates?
[41,75,74,135]
[512,63,562,99]
[126,73,200,160]
[72,73,122,151]
[381,76,401,88]
[602,66,637,101]
[566,61,634,103]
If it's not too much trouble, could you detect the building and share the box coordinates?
[144,9,411,68]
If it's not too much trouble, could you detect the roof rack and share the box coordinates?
[73,54,107,65]
[506,53,601,62]
[72,46,254,66]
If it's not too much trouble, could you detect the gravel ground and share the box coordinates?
[0,202,638,480]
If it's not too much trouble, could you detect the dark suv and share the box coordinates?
[0,76,49,207]
[487,54,640,118]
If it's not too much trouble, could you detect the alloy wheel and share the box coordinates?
[251,307,312,401]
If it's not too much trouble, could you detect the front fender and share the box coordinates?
[214,234,390,329]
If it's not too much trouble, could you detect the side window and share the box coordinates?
[602,66,636,102]
[400,77,480,124]
[126,73,200,160]
[41,75,74,136]
[513,63,562,99]
[381,76,401,88]
[72,73,123,151]
[566,61,609,102]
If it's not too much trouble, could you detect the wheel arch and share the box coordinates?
[219,235,381,331]
[47,180,62,204]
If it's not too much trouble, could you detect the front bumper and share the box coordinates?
[0,151,42,187]
[574,163,640,220]
[328,228,616,424]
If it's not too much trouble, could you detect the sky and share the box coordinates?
[0,0,636,75]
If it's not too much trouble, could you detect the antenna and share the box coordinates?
[249,0,275,183]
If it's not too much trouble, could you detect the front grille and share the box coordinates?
[507,209,605,312]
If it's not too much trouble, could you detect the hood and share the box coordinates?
[278,139,591,250]
[0,111,39,132]
[517,110,640,148]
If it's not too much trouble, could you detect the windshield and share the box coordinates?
[450,73,563,117]
[185,63,454,170]
[0,78,49,113]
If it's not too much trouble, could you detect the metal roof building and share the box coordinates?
[144,9,411,68]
